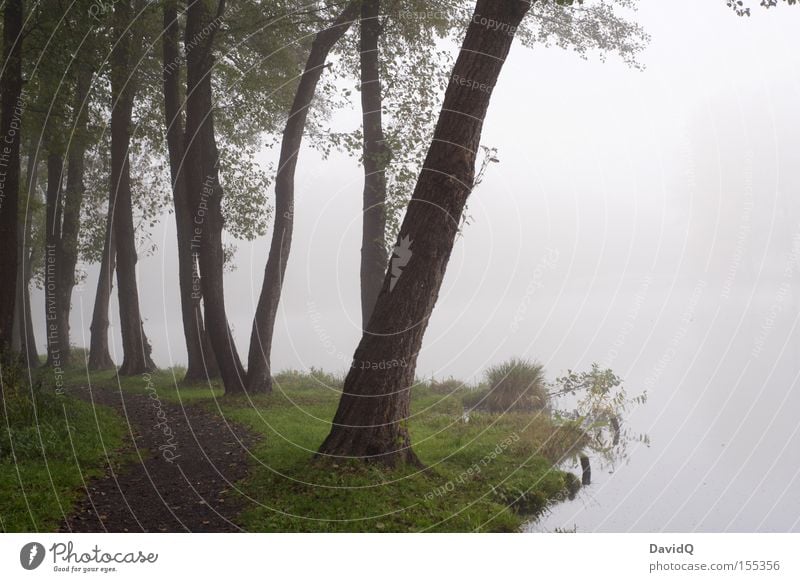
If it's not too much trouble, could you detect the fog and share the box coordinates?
[34,0,800,531]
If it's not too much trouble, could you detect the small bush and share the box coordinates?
[482,358,548,413]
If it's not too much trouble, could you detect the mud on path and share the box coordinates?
[60,383,256,532]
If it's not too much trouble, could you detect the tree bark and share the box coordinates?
[246,0,360,394]
[112,0,156,375]
[163,0,219,383]
[359,0,389,329]
[21,242,39,365]
[17,142,41,366]
[88,199,116,370]
[0,0,24,351]
[184,0,246,393]
[11,213,23,354]
[317,0,531,466]
[44,153,64,367]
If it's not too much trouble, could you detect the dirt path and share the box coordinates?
[61,383,256,532]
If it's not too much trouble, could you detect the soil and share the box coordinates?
[60,383,256,532]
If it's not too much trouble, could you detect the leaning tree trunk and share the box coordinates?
[0,0,24,351]
[162,0,219,383]
[112,0,155,375]
[88,203,116,370]
[44,153,64,367]
[246,0,360,394]
[359,0,389,329]
[318,0,532,466]
[184,0,246,393]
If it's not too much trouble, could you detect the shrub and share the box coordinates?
[482,358,548,413]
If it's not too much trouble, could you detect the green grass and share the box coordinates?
[0,360,125,532]
[3,364,584,532]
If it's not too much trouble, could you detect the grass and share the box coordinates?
[0,357,125,532]
[464,358,549,413]
[2,361,585,533]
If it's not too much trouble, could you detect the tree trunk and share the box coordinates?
[184,0,246,394]
[359,0,389,329]
[0,0,24,351]
[112,0,155,375]
[45,68,90,370]
[246,0,360,394]
[12,198,25,353]
[44,153,64,368]
[162,0,219,383]
[21,243,39,366]
[88,201,116,370]
[317,0,531,466]
[18,144,41,366]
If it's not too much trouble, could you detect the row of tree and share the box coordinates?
[1,0,776,464]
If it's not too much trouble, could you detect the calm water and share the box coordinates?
[527,294,800,532]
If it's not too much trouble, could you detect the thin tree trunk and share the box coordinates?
[22,244,39,365]
[12,198,25,353]
[163,0,219,383]
[183,0,246,393]
[88,202,116,370]
[359,0,389,329]
[112,0,155,375]
[0,0,24,351]
[44,153,64,367]
[18,144,40,366]
[318,0,531,466]
[246,1,360,394]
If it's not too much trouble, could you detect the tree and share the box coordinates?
[0,0,24,351]
[246,0,361,394]
[358,0,389,328]
[162,0,219,383]
[727,0,797,16]
[44,67,91,369]
[184,0,248,392]
[317,0,534,466]
[320,1,458,328]
[111,0,156,374]
[317,0,647,466]
[13,140,41,366]
[88,193,117,370]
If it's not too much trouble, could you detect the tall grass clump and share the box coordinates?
[482,358,548,413]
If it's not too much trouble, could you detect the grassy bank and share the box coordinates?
[69,366,583,532]
[2,363,585,532]
[0,360,125,532]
